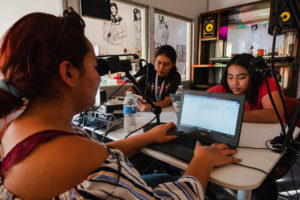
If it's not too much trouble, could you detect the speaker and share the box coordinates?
[202,14,218,38]
[269,0,298,34]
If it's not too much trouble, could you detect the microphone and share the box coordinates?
[251,56,271,75]
[95,54,140,76]
[119,62,155,82]
[95,54,162,132]
[95,58,110,76]
[133,63,155,78]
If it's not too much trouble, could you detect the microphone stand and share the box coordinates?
[96,54,162,131]
[124,70,162,131]
[282,102,300,152]
[279,0,300,152]
[265,0,300,152]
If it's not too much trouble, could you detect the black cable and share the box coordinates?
[131,59,150,99]
[100,123,123,143]
[295,157,300,167]
[124,116,156,138]
[270,27,290,127]
[238,146,270,150]
[233,163,296,200]
[105,81,128,102]
[288,146,300,155]
[265,139,284,153]
[239,136,299,199]
[280,155,299,199]
[258,70,286,137]
[233,163,269,175]
[278,188,298,200]
[142,60,150,100]
[142,159,156,174]
[91,81,129,112]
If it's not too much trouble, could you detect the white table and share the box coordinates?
[84,107,299,200]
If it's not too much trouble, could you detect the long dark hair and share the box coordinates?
[155,45,177,67]
[221,53,266,108]
[133,8,141,22]
[0,11,88,118]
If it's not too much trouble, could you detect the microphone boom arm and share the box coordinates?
[124,70,161,124]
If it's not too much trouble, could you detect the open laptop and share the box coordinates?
[148,90,245,162]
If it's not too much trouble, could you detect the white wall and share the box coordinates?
[208,0,257,11]
[0,0,62,39]
[128,0,208,65]
[132,0,207,19]
[0,0,208,64]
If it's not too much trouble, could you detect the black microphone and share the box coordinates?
[95,58,110,76]
[251,56,271,75]
[133,63,155,78]
[95,54,139,76]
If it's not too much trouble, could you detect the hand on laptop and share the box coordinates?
[184,142,241,190]
[144,122,177,143]
[194,143,241,167]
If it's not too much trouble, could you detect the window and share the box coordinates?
[82,0,147,86]
[154,11,193,80]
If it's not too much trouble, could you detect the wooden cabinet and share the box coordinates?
[192,64,225,90]
[192,0,300,97]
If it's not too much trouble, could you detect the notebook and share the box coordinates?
[148,90,245,162]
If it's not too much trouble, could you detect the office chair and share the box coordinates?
[284,97,300,128]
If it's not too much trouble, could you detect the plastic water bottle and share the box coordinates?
[176,85,184,96]
[173,85,183,113]
[123,91,137,133]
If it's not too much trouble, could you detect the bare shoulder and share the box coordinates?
[49,135,109,167]
[4,135,109,199]
[30,135,109,176]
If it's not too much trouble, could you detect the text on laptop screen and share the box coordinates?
[180,94,240,137]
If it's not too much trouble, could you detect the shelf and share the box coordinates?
[210,56,294,64]
[200,37,218,41]
[192,64,213,68]
[195,0,300,97]
[193,84,218,90]
[266,63,292,67]
[192,64,226,68]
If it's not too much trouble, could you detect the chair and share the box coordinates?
[284,97,300,128]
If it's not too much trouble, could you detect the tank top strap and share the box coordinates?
[0,130,87,182]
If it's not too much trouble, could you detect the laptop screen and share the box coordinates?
[177,90,245,147]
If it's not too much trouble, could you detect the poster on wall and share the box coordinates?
[154,13,188,76]
[155,15,169,48]
[102,2,128,45]
[83,1,144,56]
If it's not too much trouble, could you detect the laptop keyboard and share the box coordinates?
[148,132,211,162]
[168,131,212,147]
[173,135,197,149]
